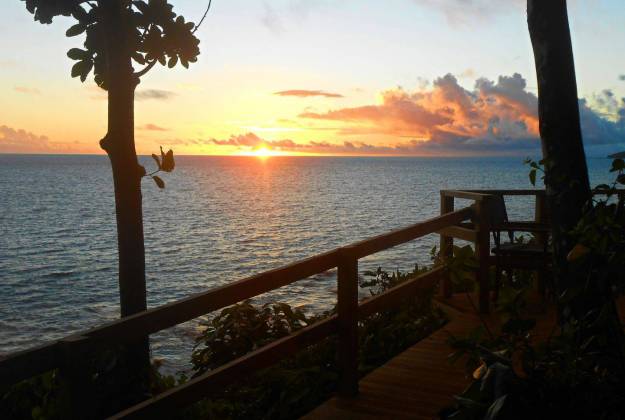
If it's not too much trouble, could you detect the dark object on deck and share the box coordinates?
[489,195,551,301]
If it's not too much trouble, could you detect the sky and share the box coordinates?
[2,0,625,156]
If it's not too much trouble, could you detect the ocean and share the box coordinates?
[0,154,614,372]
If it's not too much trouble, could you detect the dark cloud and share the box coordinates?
[274,90,344,98]
[135,89,176,101]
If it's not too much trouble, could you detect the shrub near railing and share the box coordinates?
[149,264,447,420]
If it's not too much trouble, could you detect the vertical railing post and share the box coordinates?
[535,192,548,296]
[337,246,359,397]
[474,197,492,314]
[58,335,93,419]
[440,192,455,298]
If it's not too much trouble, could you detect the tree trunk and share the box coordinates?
[99,1,150,408]
[527,0,625,367]
[527,0,590,300]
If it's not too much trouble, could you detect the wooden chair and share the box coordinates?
[489,195,551,301]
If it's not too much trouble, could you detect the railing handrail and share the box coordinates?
[0,207,473,390]
[444,188,625,198]
[113,266,446,419]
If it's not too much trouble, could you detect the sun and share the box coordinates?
[254,147,274,157]
[238,146,284,158]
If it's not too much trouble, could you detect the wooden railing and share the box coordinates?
[438,189,548,314]
[0,206,474,419]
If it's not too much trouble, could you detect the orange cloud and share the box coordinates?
[140,123,169,131]
[0,125,97,154]
[274,90,344,98]
[300,73,541,148]
[14,86,41,95]
[207,132,482,156]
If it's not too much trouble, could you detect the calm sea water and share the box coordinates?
[0,155,613,372]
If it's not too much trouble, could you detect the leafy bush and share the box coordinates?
[185,264,446,419]
[440,159,625,420]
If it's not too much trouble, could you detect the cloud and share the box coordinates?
[135,89,176,101]
[14,86,41,95]
[412,0,524,25]
[260,0,327,34]
[0,60,16,69]
[458,68,477,79]
[261,2,284,35]
[0,125,96,154]
[274,90,344,98]
[206,132,524,156]
[140,123,169,131]
[0,125,51,153]
[298,73,625,154]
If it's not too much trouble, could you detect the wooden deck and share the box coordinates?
[303,292,556,420]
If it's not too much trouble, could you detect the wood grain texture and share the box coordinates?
[303,292,567,420]
[302,301,479,420]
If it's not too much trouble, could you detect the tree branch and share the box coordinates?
[192,0,212,34]
[134,59,157,78]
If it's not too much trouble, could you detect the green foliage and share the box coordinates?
[22,0,202,88]
[440,159,625,420]
[0,371,61,420]
[567,160,625,296]
[442,295,625,420]
[191,301,310,375]
[186,265,446,419]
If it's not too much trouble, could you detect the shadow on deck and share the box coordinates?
[303,292,557,420]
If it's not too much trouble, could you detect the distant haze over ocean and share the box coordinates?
[0,155,614,372]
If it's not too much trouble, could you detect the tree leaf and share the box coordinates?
[79,60,93,82]
[484,395,508,420]
[567,243,590,262]
[529,169,537,186]
[610,158,625,172]
[67,48,88,60]
[151,153,161,170]
[152,175,165,189]
[161,148,175,172]
[66,24,86,37]
[71,61,83,78]
[133,52,146,65]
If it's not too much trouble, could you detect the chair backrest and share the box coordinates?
[489,194,509,226]
[490,195,512,244]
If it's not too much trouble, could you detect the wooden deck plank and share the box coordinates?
[302,296,482,420]
[303,292,567,420]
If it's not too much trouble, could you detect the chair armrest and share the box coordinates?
[491,221,550,233]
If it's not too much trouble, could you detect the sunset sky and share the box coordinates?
[2,0,625,156]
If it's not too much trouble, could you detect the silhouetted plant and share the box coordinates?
[441,160,625,420]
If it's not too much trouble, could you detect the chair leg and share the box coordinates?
[493,264,502,302]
